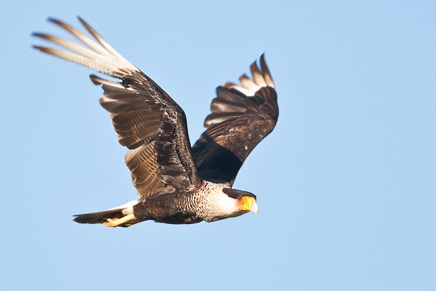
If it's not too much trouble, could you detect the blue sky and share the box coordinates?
[2,0,435,290]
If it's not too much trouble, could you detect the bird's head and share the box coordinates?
[223,188,258,214]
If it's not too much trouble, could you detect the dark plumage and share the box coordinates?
[32,17,278,227]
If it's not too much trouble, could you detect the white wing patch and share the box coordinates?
[223,54,275,97]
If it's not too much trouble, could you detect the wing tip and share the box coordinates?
[259,53,274,88]
[46,17,66,28]
[225,54,275,96]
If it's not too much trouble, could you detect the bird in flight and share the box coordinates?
[32,17,279,227]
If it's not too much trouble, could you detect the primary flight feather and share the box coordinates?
[33,17,278,227]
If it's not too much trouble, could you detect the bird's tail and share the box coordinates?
[73,200,140,228]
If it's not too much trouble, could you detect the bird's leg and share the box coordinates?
[103,214,135,227]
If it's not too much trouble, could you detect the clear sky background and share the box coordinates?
[2,1,435,290]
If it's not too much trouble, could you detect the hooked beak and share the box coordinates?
[250,201,258,215]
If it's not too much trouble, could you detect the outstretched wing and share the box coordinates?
[192,54,278,185]
[33,17,201,198]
